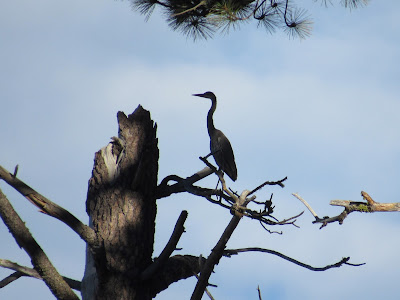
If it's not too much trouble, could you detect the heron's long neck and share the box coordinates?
[207,99,216,137]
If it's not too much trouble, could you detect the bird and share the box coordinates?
[193,91,237,181]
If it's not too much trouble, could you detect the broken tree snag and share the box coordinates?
[84,105,159,300]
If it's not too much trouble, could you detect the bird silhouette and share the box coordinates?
[193,91,237,181]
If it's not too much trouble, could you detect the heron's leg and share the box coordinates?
[215,169,225,201]
[205,148,222,159]
[204,152,212,159]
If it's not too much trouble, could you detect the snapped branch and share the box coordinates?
[331,191,400,212]
[294,191,400,229]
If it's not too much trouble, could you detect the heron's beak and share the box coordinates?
[193,93,206,98]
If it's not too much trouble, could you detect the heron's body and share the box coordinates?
[193,91,237,181]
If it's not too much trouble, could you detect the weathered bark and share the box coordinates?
[84,106,159,299]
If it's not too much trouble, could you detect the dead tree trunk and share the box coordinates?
[82,106,159,299]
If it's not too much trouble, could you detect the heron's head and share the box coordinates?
[192,91,216,101]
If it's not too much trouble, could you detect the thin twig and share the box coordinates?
[12,165,18,178]
[257,285,263,300]
[224,247,365,271]
[248,177,287,196]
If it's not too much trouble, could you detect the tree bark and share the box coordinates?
[83,106,159,299]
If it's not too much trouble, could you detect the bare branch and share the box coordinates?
[0,259,41,279]
[182,175,301,230]
[191,191,252,300]
[0,165,98,247]
[166,158,298,233]
[293,192,351,228]
[248,176,287,196]
[193,273,215,300]
[296,191,400,229]
[0,272,23,288]
[183,183,233,208]
[223,247,365,271]
[0,188,79,299]
[156,167,213,199]
[141,210,188,280]
[331,191,400,212]
[191,213,242,300]
[0,259,81,291]
[257,285,263,300]
[292,193,318,219]
[259,221,282,234]
[148,255,206,297]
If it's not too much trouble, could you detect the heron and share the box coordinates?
[193,91,237,181]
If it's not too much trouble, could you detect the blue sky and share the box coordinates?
[1,0,400,299]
